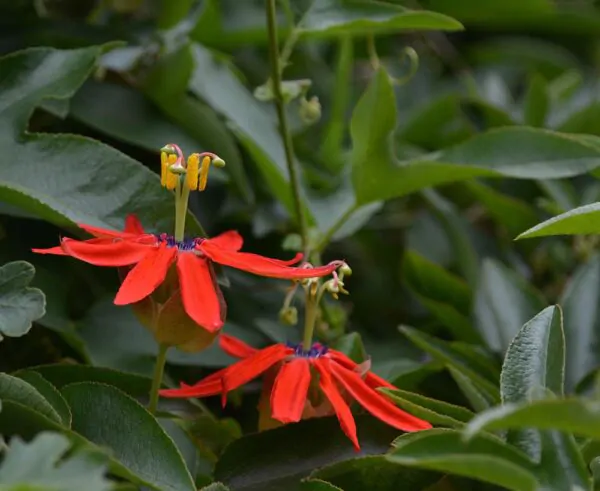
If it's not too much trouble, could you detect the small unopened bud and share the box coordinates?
[339,263,352,277]
[279,306,298,326]
[299,96,321,124]
[212,157,226,168]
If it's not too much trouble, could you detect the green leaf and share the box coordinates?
[200,484,231,491]
[0,261,45,338]
[0,373,62,424]
[0,432,111,491]
[523,73,549,127]
[351,70,600,205]
[448,367,495,412]
[62,382,196,491]
[500,306,565,460]
[464,398,600,442]
[474,259,546,353]
[402,250,477,342]
[141,43,251,202]
[560,255,600,391]
[0,46,198,234]
[332,332,367,364]
[14,371,71,426]
[214,416,399,491]
[70,80,200,156]
[387,429,539,491]
[400,326,500,403]
[300,479,343,491]
[464,181,540,237]
[517,202,600,239]
[299,0,463,38]
[380,388,475,428]
[496,305,590,489]
[311,455,440,491]
[30,364,153,398]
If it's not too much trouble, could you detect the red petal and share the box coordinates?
[314,358,359,450]
[32,245,68,256]
[220,334,258,358]
[160,370,226,398]
[201,244,340,279]
[114,243,176,304]
[60,238,151,266]
[176,253,223,332]
[221,344,291,406]
[125,215,145,234]
[328,350,396,390]
[270,358,311,423]
[329,361,432,432]
[206,231,243,251]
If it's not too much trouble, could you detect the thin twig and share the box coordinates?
[266,0,309,253]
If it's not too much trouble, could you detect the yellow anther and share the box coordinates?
[160,151,168,187]
[165,170,178,190]
[186,154,199,190]
[198,156,212,191]
[167,153,178,165]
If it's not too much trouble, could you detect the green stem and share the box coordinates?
[313,203,358,254]
[302,292,318,351]
[148,343,169,415]
[266,0,309,253]
[173,177,192,242]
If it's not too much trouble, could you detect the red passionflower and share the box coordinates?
[32,215,343,332]
[160,334,432,449]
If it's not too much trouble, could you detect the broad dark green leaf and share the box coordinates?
[30,364,153,398]
[474,259,546,353]
[387,429,539,491]
[402,250,476,342]
[351,69,600,205]
[518,202,600,239]
[62,382,196,491]
[311,455,440,491]
[500,305,564,460]
[0,432,111,491]
[0,261,45,338]
[14,371,71,426]
[299,0,463,38]
[400,326,500,403]
[560,255,600,391]
[70,80,200,155]
[0,373,62,424]
[380,388,475,427]
[0,46,199,234]
[214,416,399,491]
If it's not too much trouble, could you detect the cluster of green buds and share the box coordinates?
[278,261,352,327]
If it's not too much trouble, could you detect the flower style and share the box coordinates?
[32,215,344,332]
[160,334,432,449]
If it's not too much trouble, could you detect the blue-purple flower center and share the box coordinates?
[154,234,204,251]
[286,342,329,358]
